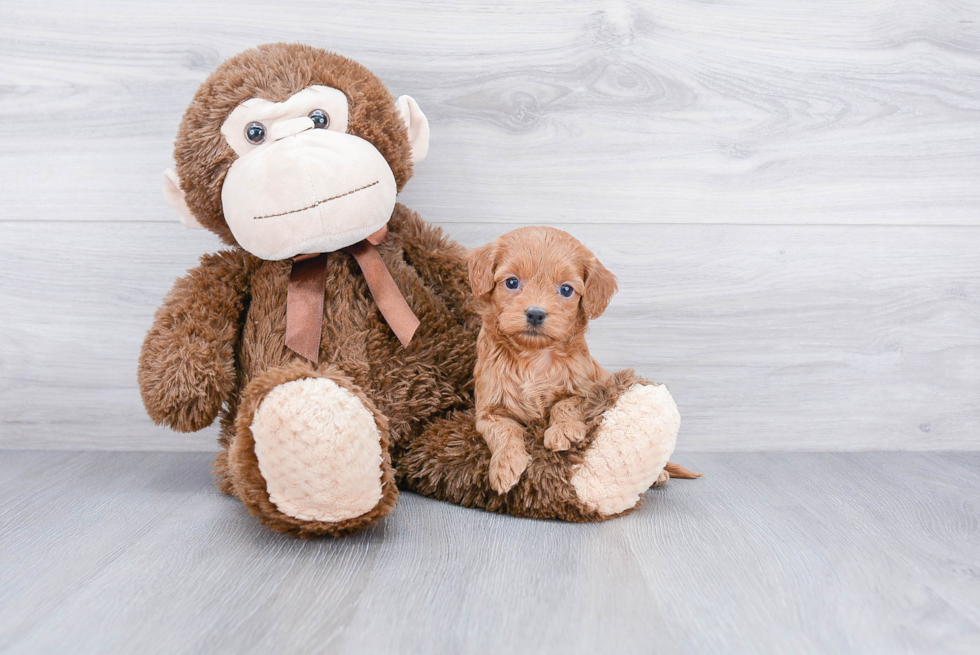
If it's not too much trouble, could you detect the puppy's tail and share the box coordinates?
[664,461,702,480]
[650,461,702,489]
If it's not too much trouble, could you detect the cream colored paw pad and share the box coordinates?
[251,377,383,522]
[571,383,680,516]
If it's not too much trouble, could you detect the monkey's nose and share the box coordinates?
[525,307,547,327]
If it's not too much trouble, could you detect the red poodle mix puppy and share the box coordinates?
[469,226,700,494]
[469,227,619,493]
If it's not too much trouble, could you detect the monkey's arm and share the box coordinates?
[390,203,480,335]
[138,250,253,432]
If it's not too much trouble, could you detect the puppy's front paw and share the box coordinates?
[544,420,587,451]
[651,469,670,488]
[489,444,530,494]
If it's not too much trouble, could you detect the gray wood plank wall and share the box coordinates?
[2,0,978,451]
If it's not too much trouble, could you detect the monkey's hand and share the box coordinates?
[138,250,252,433]
[543,396,587,451]
[476,413,530,494]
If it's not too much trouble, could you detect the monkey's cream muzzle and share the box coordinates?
[221,128,397,261]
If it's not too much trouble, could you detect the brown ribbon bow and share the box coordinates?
[285,225,420,363]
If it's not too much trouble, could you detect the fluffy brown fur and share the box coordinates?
[468,227,618,493]
[398,369,650,522]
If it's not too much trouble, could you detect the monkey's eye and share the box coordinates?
[309,109,330,129]
[244,122,266,144]
[504,277,520,290]
[559,284,574,298]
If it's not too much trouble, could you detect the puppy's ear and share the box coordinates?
[582,256,618,319]
[468,242,499,296]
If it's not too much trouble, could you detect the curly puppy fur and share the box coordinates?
[468,227,618,494]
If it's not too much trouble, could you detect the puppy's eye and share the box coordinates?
[309,109,329,129]
[559,284,574,298]
[504,277,520,290]
[245,122,266,144]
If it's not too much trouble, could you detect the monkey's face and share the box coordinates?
[163,45,430,260]
[216,86,393,260]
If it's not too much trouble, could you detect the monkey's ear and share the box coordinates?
[468,242,499,297]
[582,256,618,319]
[163,168,205,230]
[395,95,430,165]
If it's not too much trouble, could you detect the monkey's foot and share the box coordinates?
[252,377,386,521]
[229,364,397,537]
[570,384,679,516]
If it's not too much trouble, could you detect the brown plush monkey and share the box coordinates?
[140,43,684,537]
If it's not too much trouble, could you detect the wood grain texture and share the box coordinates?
[1,0,979,225]
[1,221,978,451]
[1,1,979,451]
[1,451,978,654]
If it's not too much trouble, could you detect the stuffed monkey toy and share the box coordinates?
[139,43,683,537]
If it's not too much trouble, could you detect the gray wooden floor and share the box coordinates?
[1,451,977,655]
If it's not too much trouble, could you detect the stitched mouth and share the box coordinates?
[252,180,380,220]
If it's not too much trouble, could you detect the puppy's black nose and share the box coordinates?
[525,307,547,327]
